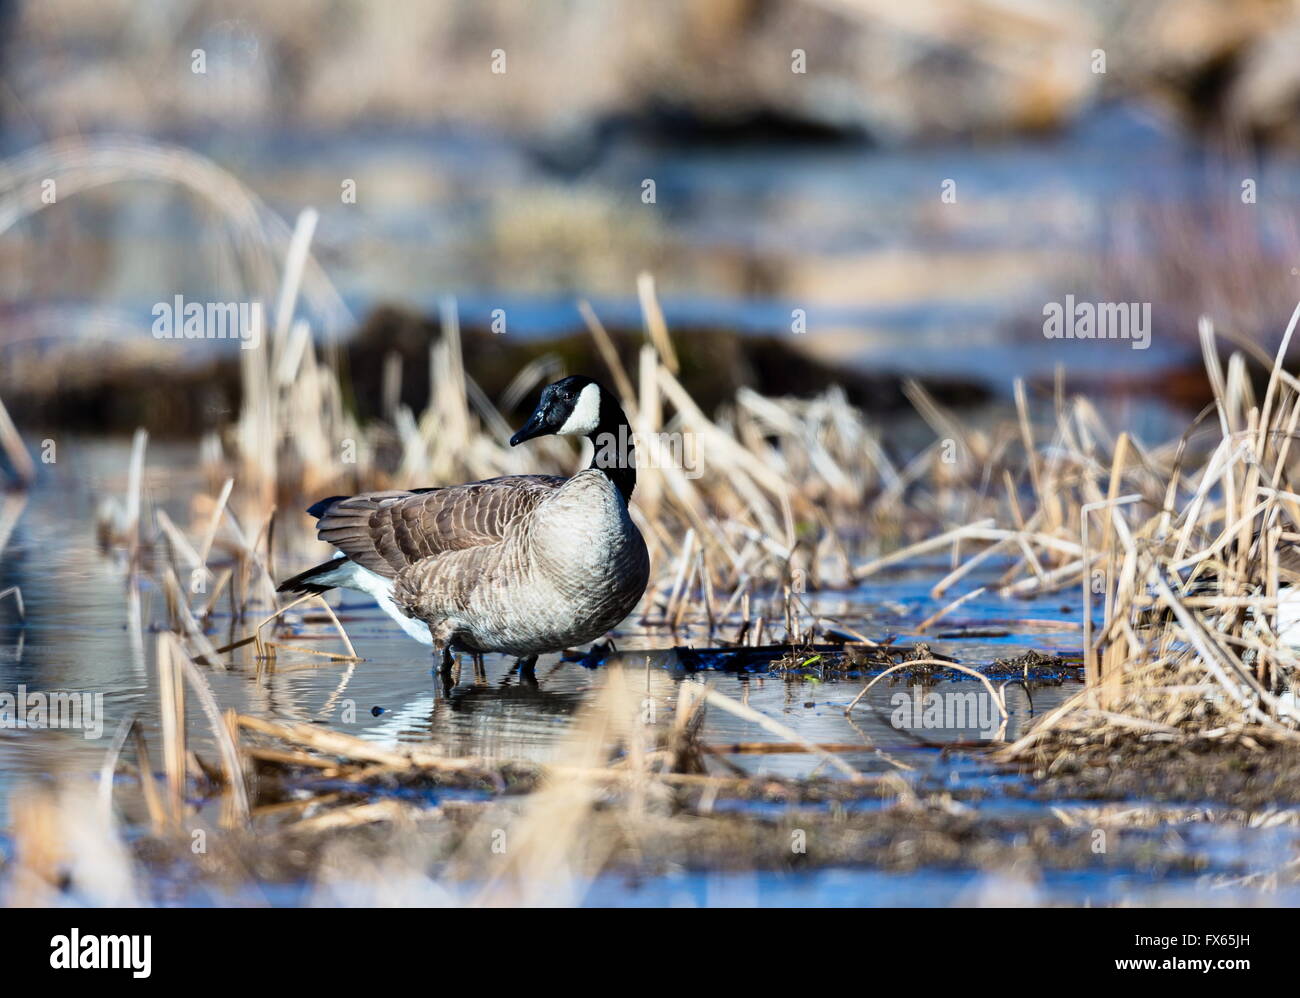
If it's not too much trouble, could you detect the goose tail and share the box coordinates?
[276,557,350,595]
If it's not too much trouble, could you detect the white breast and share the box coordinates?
[459,470,648,655]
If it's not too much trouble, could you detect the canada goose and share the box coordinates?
[276,376,651,678]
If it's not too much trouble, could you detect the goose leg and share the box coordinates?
[472,651,486,684]
[434,644,455,694]
[516,654,538,688]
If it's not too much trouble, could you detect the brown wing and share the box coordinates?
[311,475,566,578]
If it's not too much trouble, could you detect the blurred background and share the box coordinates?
[4,1,1300,907]
[2,0,1300,429]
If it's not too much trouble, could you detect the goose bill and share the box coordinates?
[510,409,549,446]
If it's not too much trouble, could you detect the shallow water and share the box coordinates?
[1,439,1297,906]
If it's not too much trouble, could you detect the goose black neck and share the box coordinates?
[587,403,636,504]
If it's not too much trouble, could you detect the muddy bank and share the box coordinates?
[1005,730,1300,811]
[117,792,1213,905]
[9,708,1294,906]
[61,752,1215,904]
[0,305,991,436]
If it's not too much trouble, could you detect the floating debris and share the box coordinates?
[672,642,952,678]
[984,650,1084,684]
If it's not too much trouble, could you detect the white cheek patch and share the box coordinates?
[557,383,601,436]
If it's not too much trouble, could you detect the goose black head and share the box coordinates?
[510,375,606,446]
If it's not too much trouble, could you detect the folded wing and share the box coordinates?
[310,475,566,578]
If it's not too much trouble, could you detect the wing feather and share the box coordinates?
[310,476,565,578]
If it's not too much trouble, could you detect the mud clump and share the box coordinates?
[985,650,1083,684]
[1006,729,1300,810]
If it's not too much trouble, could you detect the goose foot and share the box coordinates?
[586,639,617,662]
[515,654,539,688]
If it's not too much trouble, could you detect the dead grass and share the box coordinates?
[983,307,1300,758]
